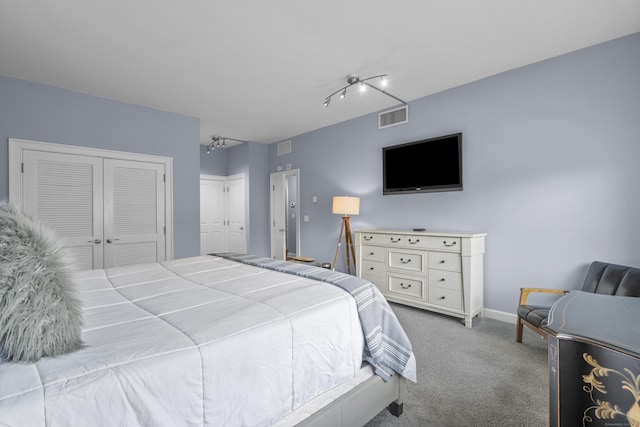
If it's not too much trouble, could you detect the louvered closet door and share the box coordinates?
[103,159,165,268]
[22,150,104,269]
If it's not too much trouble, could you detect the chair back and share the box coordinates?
[581,261,640,297]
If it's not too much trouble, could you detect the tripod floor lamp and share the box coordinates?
[332,196,360,275]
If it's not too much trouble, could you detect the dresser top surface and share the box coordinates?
[355,229,487,238]
[545,291,640,357]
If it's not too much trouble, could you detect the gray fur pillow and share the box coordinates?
[0,201,83,362]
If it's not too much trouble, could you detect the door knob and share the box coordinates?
[106,238,120,244]
[87,239,102,244]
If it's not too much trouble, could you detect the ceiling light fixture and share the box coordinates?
[323,74,406,107]
[206,135,247,153]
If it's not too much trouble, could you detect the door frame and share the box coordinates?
[8,138,174,260]
[200,174,226,255]
[199,173,247,254]
[270,169,300,260]
[225,173,247,254]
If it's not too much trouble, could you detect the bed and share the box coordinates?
[0,254,416,426]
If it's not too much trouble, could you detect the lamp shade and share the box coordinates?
[332,196,360,216]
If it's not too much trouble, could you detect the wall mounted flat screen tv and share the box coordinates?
[383,133,462,195]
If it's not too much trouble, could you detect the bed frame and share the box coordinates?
[295,373,406,426]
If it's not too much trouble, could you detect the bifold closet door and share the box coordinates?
[103,159,166,267]
[22,150,105,269]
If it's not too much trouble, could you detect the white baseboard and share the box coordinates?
[483,308,517,324]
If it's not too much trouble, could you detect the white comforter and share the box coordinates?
[0,256,364,426]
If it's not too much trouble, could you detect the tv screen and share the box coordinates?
[383,133,462,195]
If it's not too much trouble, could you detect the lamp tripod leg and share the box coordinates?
[332,218,346,271]
[344,217,356,275]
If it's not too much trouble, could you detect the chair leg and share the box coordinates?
[516,317,524,343]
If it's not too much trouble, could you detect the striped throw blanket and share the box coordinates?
[214,253,417,383]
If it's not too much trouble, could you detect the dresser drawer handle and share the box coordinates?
[363,236,373,241]
[439,296,446,300]
[443,241,457,247]
[439,260,446,264]
[400,258,411,264]
[390,238,401,243]
[439,278,446,282]
[408,239,419,244]
[400,283,412,289]
[368,267,375,271]
[369,252,375,256]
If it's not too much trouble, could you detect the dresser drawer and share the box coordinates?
[411,236,461,252]
[428,287,463,310]
[388,274,425,299]
[361,245,385,262]
[428,252,462,272]
[361,259,386,278]
[388,250,425,273]
[361,233,404,246]
[428,270,462,291]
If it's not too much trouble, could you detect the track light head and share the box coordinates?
[324,98,330,107]
[340,89,346,99]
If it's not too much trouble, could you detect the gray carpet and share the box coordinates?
[365,303,548,427]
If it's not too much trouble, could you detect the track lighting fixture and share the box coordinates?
[323,74,406,107]
[206,135,247,153]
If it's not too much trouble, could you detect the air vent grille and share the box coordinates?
[379,106,409,129]
[277,140,292,155]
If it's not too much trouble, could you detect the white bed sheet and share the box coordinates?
[0,256,364,426]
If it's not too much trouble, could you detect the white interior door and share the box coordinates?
[270,172,286,260]
[22,150,105,269]
[200,175,226,255]
[103,159,166,267]
[226,174,246,253]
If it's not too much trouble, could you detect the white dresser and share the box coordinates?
[355,229,486,327]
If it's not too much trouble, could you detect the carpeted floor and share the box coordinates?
[365,303,548,427]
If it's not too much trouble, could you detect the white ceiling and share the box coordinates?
[1,1,638,146]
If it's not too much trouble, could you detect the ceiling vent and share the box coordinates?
[379,105,409,129]
[277,140,292,156]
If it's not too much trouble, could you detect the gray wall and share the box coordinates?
[246,142,270,256]
[268,33,640,314]
[0,75,201,259]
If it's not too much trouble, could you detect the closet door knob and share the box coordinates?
[88,239,101,244]
[106,238,120,244]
